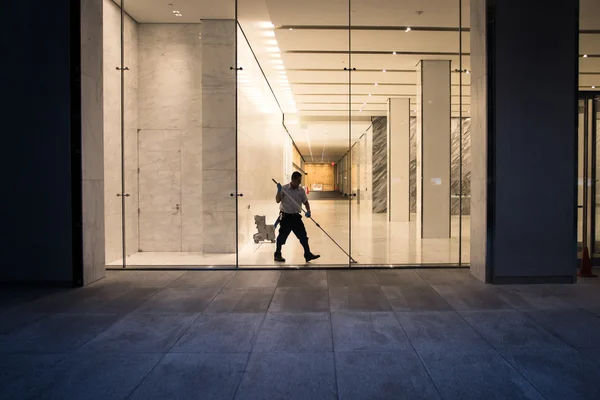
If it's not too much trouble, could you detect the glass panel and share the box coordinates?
[578,99,586,252]
[237,0,350,266]
[349,0,463,266]
[102,0,128,267]
[106,0,237,267]
[459,2,471,265]
[595,98,600,255]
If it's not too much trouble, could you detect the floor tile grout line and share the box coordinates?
[124,352,170,400]
[326,278,341,400]
[454,308,550,400]
[391,309,445,400]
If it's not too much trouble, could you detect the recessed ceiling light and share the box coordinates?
[270,59,283,64]
[259,21,275,29]
[172,10,180,13]
[270,53,281,58]
[175,13,182,17]
[405,27,411,32]
[393,52,397,55]
[267,47,280,53]
[368,94,372,96]
[583,54,588,58]
[289,28,293,31]
[593,86,597,89]
[374,83,378,86]
[266,39,278,45]
[383,69,386,72]
[263,31,275,37]
[274,65,285,70]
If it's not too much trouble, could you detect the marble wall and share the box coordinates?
[372,116,387,213]
[81,0,105,284]
[202,20,237,254]
[103,0,138,264]
[451,118,472,215]
[138,24,202,252]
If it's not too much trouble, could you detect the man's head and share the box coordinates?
[291,171,302,189]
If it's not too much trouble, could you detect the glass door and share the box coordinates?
[578,94,600,258]
[236,0,351,267]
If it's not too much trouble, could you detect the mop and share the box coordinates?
[272,178,358,264]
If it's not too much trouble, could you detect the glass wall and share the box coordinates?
[103,0,471,268]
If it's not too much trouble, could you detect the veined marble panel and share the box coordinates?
[450,118,472,216]
[203,211,236,253]
[372,116,387,213]
[202,128,236,170]
[202,169,237,213]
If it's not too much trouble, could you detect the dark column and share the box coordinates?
[470,0,578,283]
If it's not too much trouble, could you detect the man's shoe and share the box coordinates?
[304,253,321,262]
[274,253,286,262]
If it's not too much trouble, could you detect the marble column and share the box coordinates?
[202,20,237,253]
[372,116,387,213]
[470,0,577,283]
[416,60,451,238]
[387,98,410,222]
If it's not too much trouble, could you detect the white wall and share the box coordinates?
[103,0,138,263]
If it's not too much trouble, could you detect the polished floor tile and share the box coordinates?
[493,286,576,311]
[277,270,328,288]
[327,270,378,286]
[374,270,429,287]
[331,312,411,352]
[225,271,281,288]
[430,283,513,310]
[118,271,187,287]
[167,271,235,289]
[381,286,452,311]
[329,286,391,312]
[82,313,197,353]
[172,314,264,353]
[336,351,441,400]
[396,311,491,351]
[129,353,248,400]
[235,352,336,400]
[204,287,275,313]
[419,350,544,400]
[268,287,330,312]
[133,288,220,313]
[460,310,568,349]
[253,313,333,352]
[501,348,600,400]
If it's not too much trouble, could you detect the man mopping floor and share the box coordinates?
[274,172,321,263]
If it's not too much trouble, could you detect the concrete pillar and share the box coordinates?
[470,0,578,283]
[416,60,451,238]
[387,98,410,222]
[202,20,237,253]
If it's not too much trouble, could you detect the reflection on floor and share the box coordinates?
[108,200,470,267]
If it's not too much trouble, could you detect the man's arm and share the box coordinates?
[304,200,311,213]
[276,191,282,203]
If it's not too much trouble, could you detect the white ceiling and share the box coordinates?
[116,0,600,163]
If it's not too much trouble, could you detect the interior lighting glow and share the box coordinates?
[270,59,283,64]
[274,65,285,69]
[263,31,275,37]
[584,54,588,58]
[266,39,278,45]
[374,83,378,86]
[383,69,386,72]
[267,47,281,53]
[259,21,275,28]
[405,27,411,32]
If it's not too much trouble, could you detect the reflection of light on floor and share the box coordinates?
[108,200,470,267]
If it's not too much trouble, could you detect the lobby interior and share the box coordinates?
[102,0,600,269]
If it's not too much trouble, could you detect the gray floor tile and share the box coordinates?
[415,269,478,285]
[327,270,378,286]
[329,286,391,312]
[254,313,333,352]
[0,311,47,335]
[37,353,162,400]
[494,286,576,310]
[119,271,186,287]
[167,271,235,289]
[397,311,492,351]
[0,313,120,353]
[82,313,197,353]
[14,285,130,313]
[226,271,281,288]
[172,314,264,353]
[430,283,514,310]
[419,350,544,400]
[134,288,220,313]
[277,270,327,287]
[381,286,452,311]
[336,351,441,400]
[0,354,66,400]
[332,312,411,352]
[461,310,568,349]
[205,287,275,313]
[129,353,247,400]
[501,348,600,400]
[235,352,336,400]
[526,309,600,348]
[88,287,161,314]
[373,270,429,287]
[269,287,330,312]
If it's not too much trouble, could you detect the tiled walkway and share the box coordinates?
[1,269,600,399]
